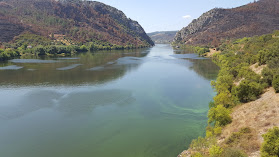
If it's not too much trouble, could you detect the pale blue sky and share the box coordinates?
[95,0,254,33]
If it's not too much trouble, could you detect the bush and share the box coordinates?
[261,127,279,157]
[235,80,263,103]
[45,45,58,54]
[0,48,19,60]
[261,67,274,86]
[272,75,279,93]
[209,145,223,157]
[78,45,88,52]
[191,152,203,157]
[34,45,46,55]
[208,105,232,126]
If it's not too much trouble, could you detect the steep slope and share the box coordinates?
[148,31,177,44]
[174,0,279,46]
[0,0,154,47]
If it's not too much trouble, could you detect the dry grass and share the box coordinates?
[218,87,279,157]
[250,63,267,75]
[206,48,221,57]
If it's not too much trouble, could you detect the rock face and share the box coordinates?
[174,0,279,45]
[0,0,154,46]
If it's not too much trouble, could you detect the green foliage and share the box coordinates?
[208,105,232,127]
[191,152,203,157]
[194,47,210,56]
[272,75,279,93]
[209,145,223,157]
[261,127,279,157]
[261,67,274,86]
[235,80,263,103]
[0,48,20,60]
[79,45,88,52]
[34,45,46,55]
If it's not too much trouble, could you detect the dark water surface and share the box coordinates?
[0,44,219,157]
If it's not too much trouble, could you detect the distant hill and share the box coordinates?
[148,31,177,44]
[0,0,154,47]
[174,0,279,46]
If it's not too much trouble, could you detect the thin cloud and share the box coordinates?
[182,15,192,19]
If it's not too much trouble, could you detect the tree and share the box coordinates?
[208,105,232,126]
[272,75,279,93]
[261,127,279,157]
[235,80,263,103]
[34,45,46,55]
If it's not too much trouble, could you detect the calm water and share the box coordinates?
[0,44,219,157]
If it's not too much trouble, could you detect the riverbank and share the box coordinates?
[177,31,279,157]
[0,32,151,61]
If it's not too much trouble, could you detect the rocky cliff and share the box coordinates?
[174,0,279,46]
[0,0,154,46]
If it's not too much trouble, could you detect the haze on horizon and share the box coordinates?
[95,0,254,33]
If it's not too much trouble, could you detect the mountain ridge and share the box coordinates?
[174,0,279,46]
[0,0,154,47]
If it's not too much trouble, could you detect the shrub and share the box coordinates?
[34,45,46,55]
[79,45,88,52]
[235,80,263,103]
[261,127,279,157]
[209,145,223,157]
[191,152,203,157]
[208,105,232,126]
[272,75,279,93]
[45,45,58,54]
[261,67,274,86]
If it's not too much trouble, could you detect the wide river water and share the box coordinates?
[0,44,219,157]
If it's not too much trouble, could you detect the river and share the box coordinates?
[0,44,219,157]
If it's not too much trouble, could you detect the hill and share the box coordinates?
[0,0,154,47]
[174,0,279,46]
[148,31,177,44]
[178,31,279,157]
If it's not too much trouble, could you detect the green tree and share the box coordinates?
[208,105,232,126]
[235,80,263,103]
[261,127,279,157]
[34,45,46,55]
[272,75,279,93]
[209,145,223,157]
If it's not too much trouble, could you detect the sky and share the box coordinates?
[94,0,254,33]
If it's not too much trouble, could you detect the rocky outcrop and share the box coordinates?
[174,8,225,42]
[174,0,279,45]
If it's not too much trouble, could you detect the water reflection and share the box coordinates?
[188,58,219,81]
[173,48,219,81]
[0,49,149,86]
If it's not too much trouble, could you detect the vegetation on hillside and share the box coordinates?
[183,30,279,156]
[0,31,148,60]
[0,0,154,61]
[174,0,279,46]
